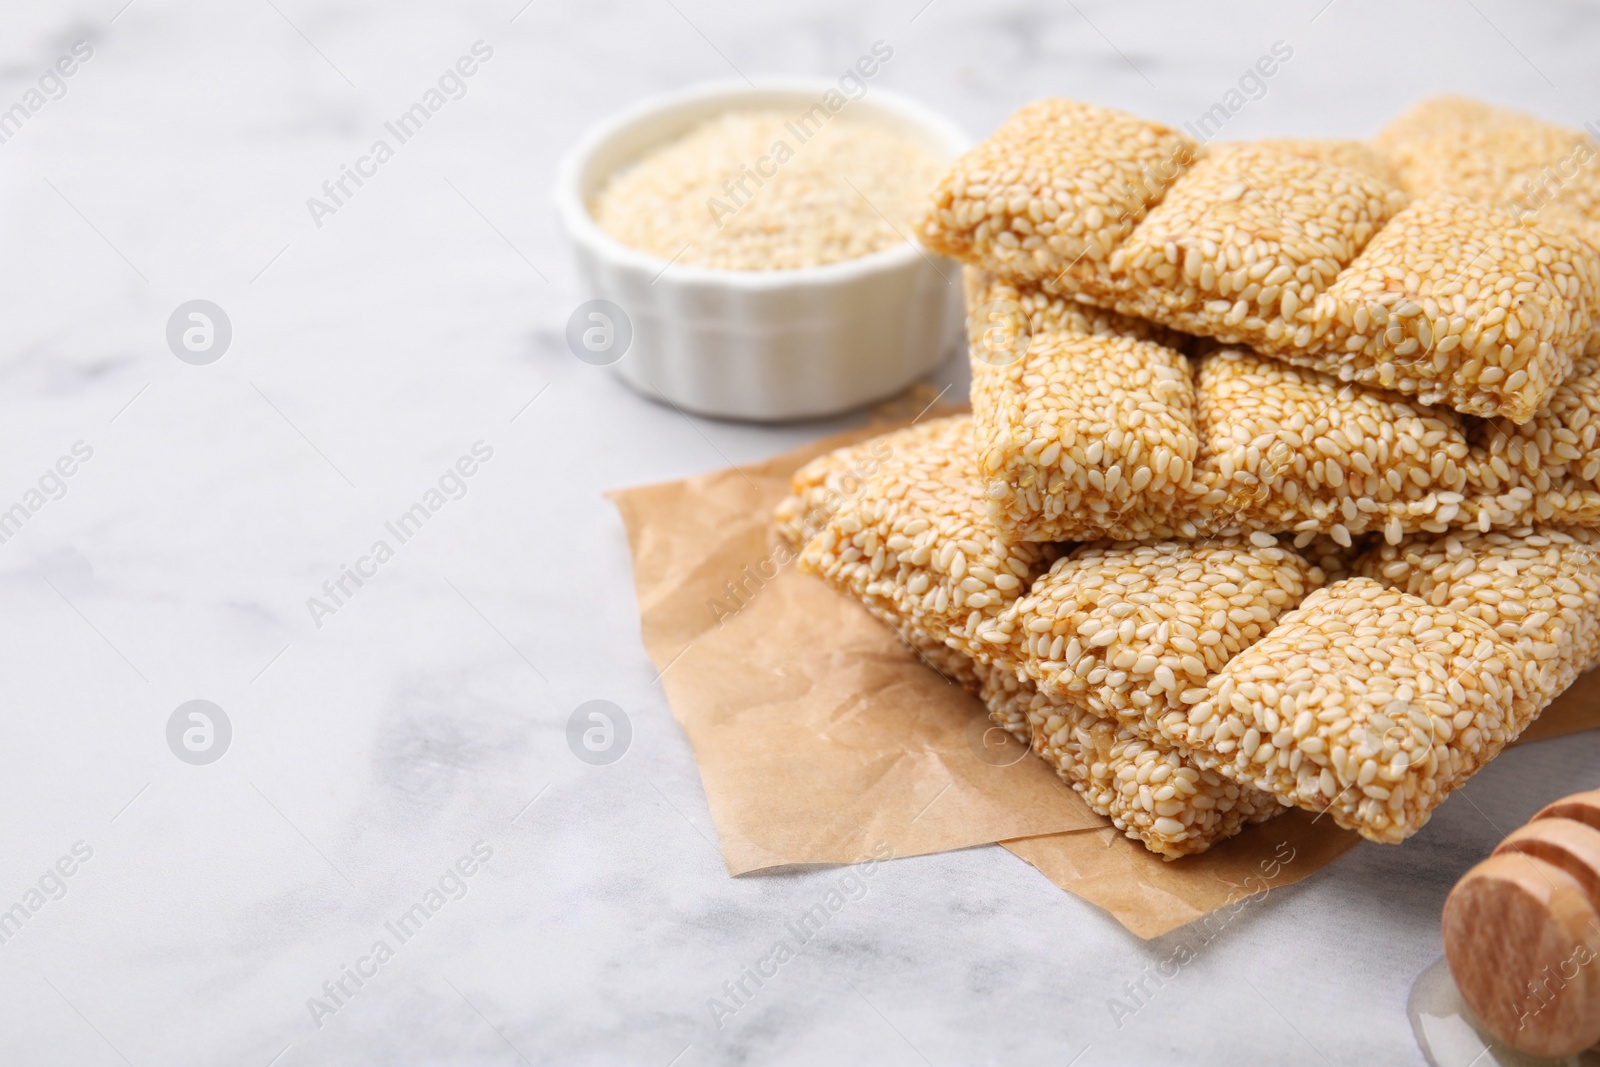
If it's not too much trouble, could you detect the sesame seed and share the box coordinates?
[1355,524,1600,707]
[775,95,1600,857]
[969,302,1199,543]
[592,109,944,271]
[919,99,1600,423]
[1165,575,1563,843]
[969,645,1282,858]
[793,417,1060,654]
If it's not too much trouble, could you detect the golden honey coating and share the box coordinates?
[1356,526,1600,698]
[964,268,1189,354]
[774,434,898,552]
[796,416,1060,656]
[1249,138,1400,186]
[1466,356,1600,528]
[779,429,1591,853]
[922,98,1600,422]
[921,99,1196,289]
[972,331,1200,542]
[1191,347,1472,542]
[886,591,1285,859]
[972,655,1284,858]
[1171,578,1531,844]
[992,537,1319,740]
[1109,144,1408,340]
[1299,194,1598,422]
[976,659,1032,746]
[967,278,1599,541]
[1373,96,1600,246]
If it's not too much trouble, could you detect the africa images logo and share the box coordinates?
[166,700,232,766]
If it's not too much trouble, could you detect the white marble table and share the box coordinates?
[2,1,1598,1063]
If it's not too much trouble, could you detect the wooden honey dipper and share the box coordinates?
[1442,788,1600,1057]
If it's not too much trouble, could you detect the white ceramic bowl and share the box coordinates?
[554,79,970,421]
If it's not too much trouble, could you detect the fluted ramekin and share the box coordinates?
[555,79,970,421]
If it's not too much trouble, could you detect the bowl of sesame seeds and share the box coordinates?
[555,78,970,421]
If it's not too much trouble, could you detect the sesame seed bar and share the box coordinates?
[1251,138,1400,187]
[1465,355,1600,528]
[964,269,1189,353]
[1171,577,1534,843]
[1373,96,1600,249]
[774,434,897,552]
[924,99,1196,291]
[781,432,1585,849]
[972,655,1285,858]
[969,327,1509,544]
[967,281,1597,542]
[1304,194,1596,420]
[1108,142,1409,338]
[920,99,1600,422]
[989,537,1321,741]
[795,416,1060,657]
[1189,347,1473,543]
[810,517,1288,857]
[971,328,1201,542]
[888,619,1286,858]
[1355,526,1600,703]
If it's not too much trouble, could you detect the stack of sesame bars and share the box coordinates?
[775,97,1600,858]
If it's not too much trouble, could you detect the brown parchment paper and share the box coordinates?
[609,424,1600,939]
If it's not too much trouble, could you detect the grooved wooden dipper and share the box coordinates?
[1442,789,1600,1057]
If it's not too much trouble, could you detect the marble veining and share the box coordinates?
[1,0,1598,1063]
